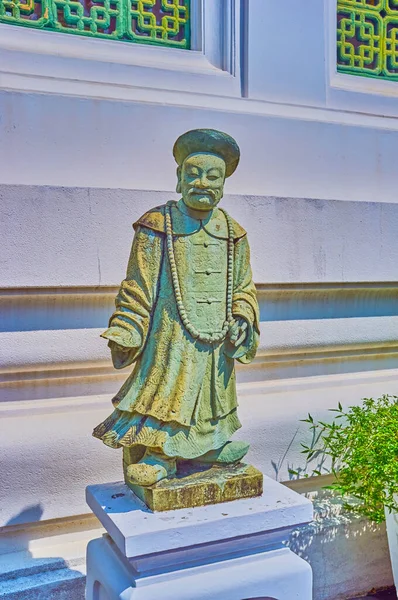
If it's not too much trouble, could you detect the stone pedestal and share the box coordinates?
[85,473,313,600]
[125,462,263,512]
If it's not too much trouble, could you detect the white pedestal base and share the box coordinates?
[86,534,312,600]
[85,474,313,600]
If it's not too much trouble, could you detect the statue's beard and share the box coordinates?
[185,188,220,210]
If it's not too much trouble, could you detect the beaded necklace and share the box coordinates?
[165,201,235,344]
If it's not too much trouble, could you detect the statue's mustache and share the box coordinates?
[188,188,216,199]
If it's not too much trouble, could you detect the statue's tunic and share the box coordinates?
[93,201,260,460]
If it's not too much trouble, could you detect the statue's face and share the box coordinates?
[179,153,226,212]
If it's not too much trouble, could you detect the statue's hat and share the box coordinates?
[173,129,240,178]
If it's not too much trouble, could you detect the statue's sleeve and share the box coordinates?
[101,226,163,369]
[227,234,260,364]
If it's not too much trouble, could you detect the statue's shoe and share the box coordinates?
[126,453,177,487]
[194,441,250,466]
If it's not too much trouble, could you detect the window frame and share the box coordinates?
[0,0,242,101]
[327,0,398,118]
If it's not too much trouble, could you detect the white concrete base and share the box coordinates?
[86,534,312,600]
[385,503,398,595]
[85,475,313,600]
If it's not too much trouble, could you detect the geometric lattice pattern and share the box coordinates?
[338,0,398,79]
[0,0,190,48]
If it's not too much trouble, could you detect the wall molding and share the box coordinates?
[2,338,398,403]
[3,280,398,295]
[3,281,398,332]
[2,281,398,401]
[3,366,398,420]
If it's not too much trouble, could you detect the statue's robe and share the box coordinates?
[93,201,260,460]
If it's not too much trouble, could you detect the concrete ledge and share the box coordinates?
[0,515,95,600]
[3,369,398,524]
[0,565,85,600]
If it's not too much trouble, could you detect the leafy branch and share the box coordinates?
[293,395,398,523]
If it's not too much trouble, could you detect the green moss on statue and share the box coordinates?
[93,129,260,490]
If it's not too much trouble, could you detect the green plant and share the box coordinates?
[296,394,398,523]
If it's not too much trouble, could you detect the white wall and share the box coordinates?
[3,187,398,289]
[2,90,398,204]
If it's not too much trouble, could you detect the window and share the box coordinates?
[0,0,190,48]
[0,0,241,102]
[337,0,398,80]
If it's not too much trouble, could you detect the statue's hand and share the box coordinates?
[228,318,248,347]
[108,340,131,354]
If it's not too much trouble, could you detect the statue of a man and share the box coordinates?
[93,129,260,488]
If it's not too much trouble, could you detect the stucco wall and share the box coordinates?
[2,185,398,524]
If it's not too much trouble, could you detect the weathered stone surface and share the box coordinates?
[92,129,261,496]
[124,462,263,512]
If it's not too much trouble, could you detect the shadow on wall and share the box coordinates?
[6,504,44,526]
[3,504,86,600]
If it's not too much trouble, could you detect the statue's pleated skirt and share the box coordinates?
[92,407,241,460]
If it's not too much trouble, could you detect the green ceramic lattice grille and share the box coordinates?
[0,0,190,48]
[337,0,398,79]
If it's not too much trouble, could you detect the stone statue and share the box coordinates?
[93,129,261,508]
